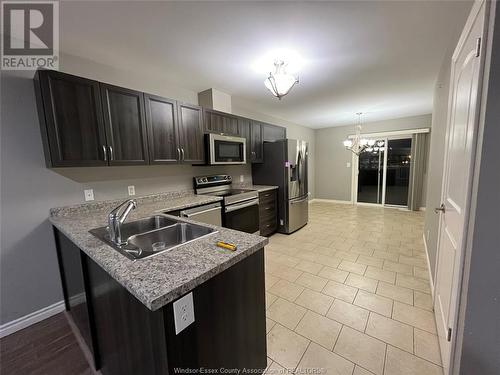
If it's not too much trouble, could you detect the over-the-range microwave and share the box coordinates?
[206,133,246,165]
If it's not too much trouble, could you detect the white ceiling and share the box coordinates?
[60,1,471,128]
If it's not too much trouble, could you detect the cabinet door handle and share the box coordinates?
[102,145,108,161]
[265,207,271,210]
[108,146,114,160]
[177,148,181,161]
[181,147,185,161]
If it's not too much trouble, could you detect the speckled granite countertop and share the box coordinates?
[236,184,279,192]
[50,191,268,311]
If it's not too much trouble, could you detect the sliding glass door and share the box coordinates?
[355,137,412,207]
[385,139,412,206]
[357,139,385,204]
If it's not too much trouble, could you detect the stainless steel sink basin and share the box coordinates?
[89,215,217,260]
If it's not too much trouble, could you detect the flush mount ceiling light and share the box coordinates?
[264,60,299,100]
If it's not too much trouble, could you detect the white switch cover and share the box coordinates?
[128,185,136,196]
[239,174,244,182]
[84,189,94,201]
[346,162,351,168]
[173,292,195,334]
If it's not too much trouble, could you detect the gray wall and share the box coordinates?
[232,98,316,198]
[423,46,454,280]
[0,53,315,324]
[456,3,500,373]
[315,114,432,202]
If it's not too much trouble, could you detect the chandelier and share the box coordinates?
[264,60,299,100]
[342,112,376,155]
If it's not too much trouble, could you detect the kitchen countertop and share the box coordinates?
[50,191,268,311]
[237,184,279,193]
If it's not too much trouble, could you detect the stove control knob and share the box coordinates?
[224,176,228,180]
[203,178,208,183]
[227,176,232,180]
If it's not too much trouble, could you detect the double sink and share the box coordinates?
[90,215,217,261]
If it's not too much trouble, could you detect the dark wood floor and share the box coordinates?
[0,313,91,375]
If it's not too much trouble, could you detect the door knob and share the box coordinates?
[434,204,446,214]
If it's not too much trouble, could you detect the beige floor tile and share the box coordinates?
[414,291,433,311]
[295,260,324,275]
[264,360,285,375]
[414,328,442,365]
[266,292,278,309]
[365,313,413,352]
[295,310,342,350]
[376,282,413,305]
[296,251,320,263]
[295,272,328,292]
[339,260,366,275]
[322,280,358,303]
[353,365,375,375]
[346,273,378,293]
[268,279,305,301]
[383,260,414,275]
[399,255,427,268]
[413,266,430,280]
[266,261,303,283]
[334,326,386,375]
[365,266,396,284]
[314,254,342,268]
[266,318,276,333]
[354,290,393,317]
[335,251,360,263]
[297,342,354,375]
[267,324,310,370]
[385,345,443,375]
[373,250,400,262]
[318,266,349,283]
[314,246,337,256]
[266,298,306,330]
[356,255,384,268]
[295,289,334,315]
[327,299,369,331]
[392,302,437,333]
[265,274,280,291]
[396,274,431,293]
[275,255,302,268]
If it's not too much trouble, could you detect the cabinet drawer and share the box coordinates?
[259,204,276,219]
[260,215,277,237]
[259,190,277,206]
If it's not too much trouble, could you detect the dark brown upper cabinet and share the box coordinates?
[238,117,263,163]
[262,123,287,142]
[203,109,239,136]
[100,84,149,165]
[177,103,205,163]
[35,70,108,167]
[144,94,179,164]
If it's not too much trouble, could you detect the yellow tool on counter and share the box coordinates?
[216,241,237,251]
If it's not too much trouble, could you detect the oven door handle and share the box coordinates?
[225,199,259,213]
[181,206,221,218]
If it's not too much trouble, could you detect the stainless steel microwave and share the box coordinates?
[207,134,246,165]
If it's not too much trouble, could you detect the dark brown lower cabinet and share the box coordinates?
[54,228,267,375]
[258,190,278,237]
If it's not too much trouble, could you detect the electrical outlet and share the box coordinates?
[84,189,94,201]
[346,162,351,168]
[128,185,136,196]
[173,292,195,334]
[239,175,244,182]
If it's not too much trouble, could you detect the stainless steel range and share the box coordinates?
[194,175,260,234]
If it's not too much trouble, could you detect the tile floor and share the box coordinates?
[264,202,442,375]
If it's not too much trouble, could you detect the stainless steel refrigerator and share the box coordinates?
[252,139,309,234]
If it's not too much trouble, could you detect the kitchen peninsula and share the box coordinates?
[50,191,268,375]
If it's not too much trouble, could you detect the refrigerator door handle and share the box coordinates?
[290,196,308,204]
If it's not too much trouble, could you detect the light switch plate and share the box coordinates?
[173,292,195,334]
[346,162,351,168]
[239,175,244,182]
[128,185,136,196]
[84,189,94,201]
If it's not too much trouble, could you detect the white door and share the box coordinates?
[434,1,488,373]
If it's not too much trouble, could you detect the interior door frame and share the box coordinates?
[433,1,490,373]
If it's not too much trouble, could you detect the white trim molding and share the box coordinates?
[348,127,430,139]
[309,198,353,204]
[422,233,435,298]
[0,300,65,338]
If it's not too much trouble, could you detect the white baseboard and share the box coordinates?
[422,233,435,298]
[0,300,65,338]
[309,198,353,205]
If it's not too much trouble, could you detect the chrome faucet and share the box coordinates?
[108,199,137,245]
